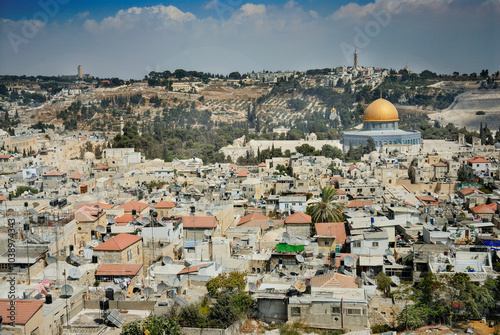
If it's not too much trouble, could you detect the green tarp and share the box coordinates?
[276,244,304,252]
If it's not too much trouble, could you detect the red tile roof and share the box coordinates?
[237,212,270,229]
[347,199,374,208]
[285,212,312,224]
[258,163,266,167]
[416,196,437,203]
[237,168,248,177]
[115,213,143,224]
[178,263,211,275]
[310,273,357,288]
[238,212,269,225]
[69,173,83,179]
[315,222,347,244]
[73,205,104,222]
[43,170,66,177]
[183,216,218,228]
[96,264,142,276]
[0,154,13,159]
[348,165,360,171]
[331,176,342,182]
[470,204,496,214]
[93,233,142,251]
[432,161,448,167]
[154,200,176,209]
[336,189,346,195]
[459,187,483,196]
[467,156,491,164]
[95,164,109,170]
[486,202,498,211]
[0,299,44,325]
[118,201,149,213]
[0,194,7,201]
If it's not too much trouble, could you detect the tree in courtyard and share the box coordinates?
[375,272,392,297]
[306,186,344,224]
[121,315,181,335]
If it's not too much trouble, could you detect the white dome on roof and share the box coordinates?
[368,151,380,161]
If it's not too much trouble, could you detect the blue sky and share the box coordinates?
[0,0,498,78]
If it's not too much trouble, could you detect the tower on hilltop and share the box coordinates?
[77,65,83,79]
[354,50,358,69]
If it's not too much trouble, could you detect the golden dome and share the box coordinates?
[363,98,399,122]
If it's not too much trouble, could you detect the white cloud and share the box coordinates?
[309,10,319,19]
[284,0,298,9]
[84,5,196,33]
[204,0,218,10]
[0,1,498,78]
[239,4,266,17]
[77,11,89,20]
[330,0,459,20]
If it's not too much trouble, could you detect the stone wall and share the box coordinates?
[84,299,156,310]
[285,224,310,238]
[181,319,245,335]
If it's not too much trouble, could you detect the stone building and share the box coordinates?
[93,233,143,264]
[343,98,421,153]
[284,212,311,237]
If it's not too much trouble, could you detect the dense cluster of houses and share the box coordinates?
[0,129,499,334]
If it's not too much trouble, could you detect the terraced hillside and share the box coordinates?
[429,90,500,131]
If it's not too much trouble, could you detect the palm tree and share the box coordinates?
[306,186,345,224]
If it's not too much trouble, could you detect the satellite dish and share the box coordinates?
[390,276,401,286]
[206,212,213,216]
[204,229,212,237]
[113,292,124,301]
[157,283,168,294]
[296,254,305,263]
[61,284,74,297]
[167,277,180,287]
[268,220,275,228]
[96,225,106,233]
[46,256,57,265]
[294,281,307,293]
[343,255,355,267]
[387,255,396,264]
[384,249,393,257]
[162,256,173,265]
[142,217,151,225]
[282,232,290,242]
[103,234,110,241]
[304,240,310,246]
[69,268,82,279]
[107,217,115,224]
[144,287,154,298]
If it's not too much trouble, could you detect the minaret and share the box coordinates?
[354,50,358,69]
[120,116,124,135]
[77,65,83,79]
